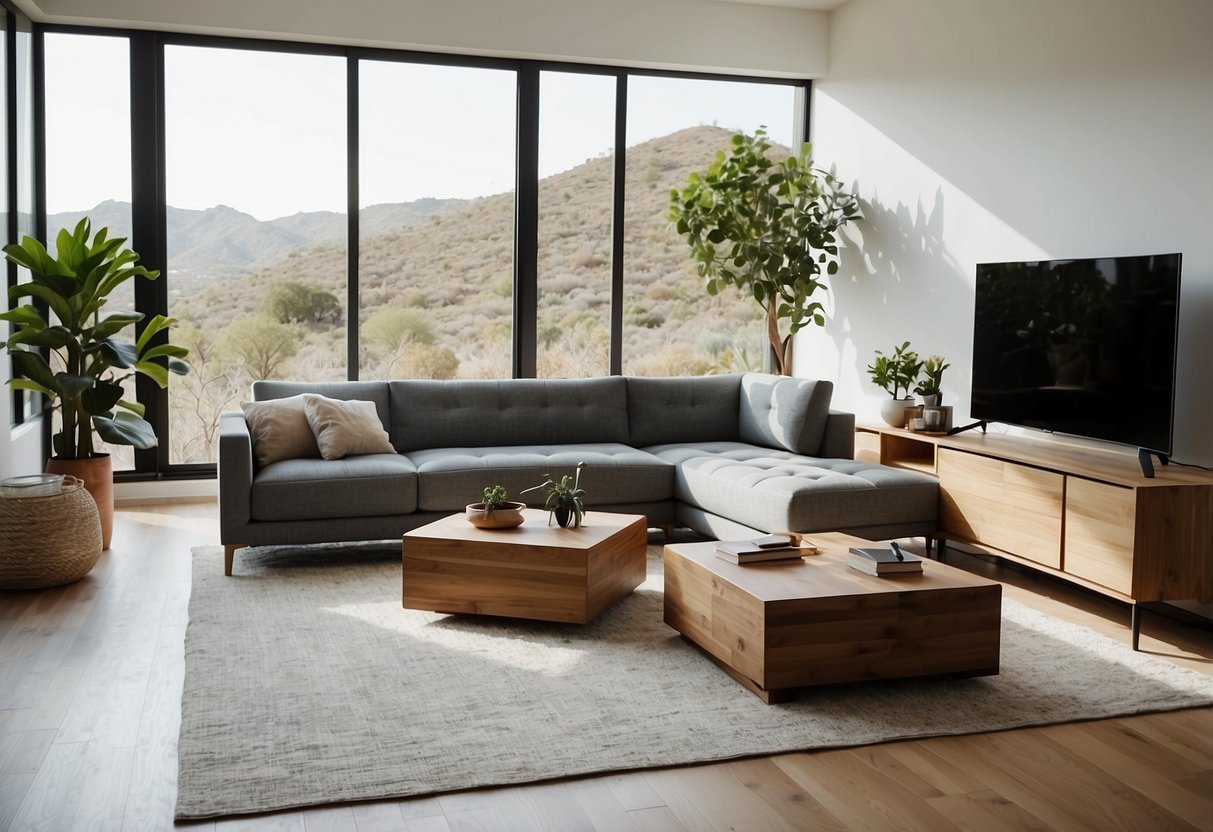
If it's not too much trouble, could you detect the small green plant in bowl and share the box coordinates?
[465,484,526,529]
[522,462,587,528]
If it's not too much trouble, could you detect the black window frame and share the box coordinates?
[31,24,811,481]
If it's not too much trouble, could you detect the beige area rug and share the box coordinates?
[177,542,1213,820]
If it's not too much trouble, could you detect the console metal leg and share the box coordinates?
[1131,603,1141,651]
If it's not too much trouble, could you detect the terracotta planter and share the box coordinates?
[46,454,113,550]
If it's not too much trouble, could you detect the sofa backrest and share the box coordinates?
[388,377,629,451]
[739,373,834,455]
[626,375,742,447]
[248,374,835,456]
[251,381,392,429]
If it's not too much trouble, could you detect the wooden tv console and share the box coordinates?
[856,424,1213,650]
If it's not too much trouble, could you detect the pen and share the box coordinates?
[890,541,904,562]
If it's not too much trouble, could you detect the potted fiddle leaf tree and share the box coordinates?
[0,218,189,549]
[669,128,862,375]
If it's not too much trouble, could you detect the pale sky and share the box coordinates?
[44,34,797,221]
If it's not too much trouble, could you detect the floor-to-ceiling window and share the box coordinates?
[535,70,616,379]
[163,45,347,464]
[31,30,806,477]
[358,60,517,381]
[43,32,134,468]
[622,76,798,376]
[10,12,34,424]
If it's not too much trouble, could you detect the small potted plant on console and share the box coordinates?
[914,354,950,406]
[465,484,526,529]
[867,342,922,427]
[523,462,587,528]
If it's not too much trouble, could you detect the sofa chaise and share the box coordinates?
[219,372,938,574]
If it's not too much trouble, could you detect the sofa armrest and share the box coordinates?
[818,410,856,459]
[219,411,254,535]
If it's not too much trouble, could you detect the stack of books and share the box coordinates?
[715,533,809,564]
[847,542,924,576]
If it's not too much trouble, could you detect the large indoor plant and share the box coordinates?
[669,128,862,375]
[0,218,189,548]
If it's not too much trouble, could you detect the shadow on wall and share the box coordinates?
[817,188,972,424]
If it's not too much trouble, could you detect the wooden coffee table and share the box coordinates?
[664,532,1002,702]
[403,509,647,624]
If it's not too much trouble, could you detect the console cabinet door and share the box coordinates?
[1063,477,1135,595]
[938,448,1063,568]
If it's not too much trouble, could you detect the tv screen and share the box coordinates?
[971,253,1181,454]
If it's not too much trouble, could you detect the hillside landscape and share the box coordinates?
[61,126,776,463]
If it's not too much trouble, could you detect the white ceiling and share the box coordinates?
[713,0,850,8]
[11,0,839,78]
[13,0,853,23]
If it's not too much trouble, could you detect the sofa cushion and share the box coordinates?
[389,377,629,452]
[250,453,417,522]
[304,395,395,460]
[648,441,938,533]
[739,373,833,455]
[253,381,392,430]
[626,374,742,447]
[241,395,320,467]
[406,443,673,512]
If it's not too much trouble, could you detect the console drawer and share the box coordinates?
[938,448,1063,568]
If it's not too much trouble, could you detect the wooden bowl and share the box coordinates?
[465,501,526,529]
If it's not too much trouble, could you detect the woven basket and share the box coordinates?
[0,475,103,590]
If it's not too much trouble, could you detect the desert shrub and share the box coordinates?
[362,307,435,351]
[218,315,299,381]
[265,280,341,325]
[645,282,679,302]
[625,304,664,329]
[573,250,607,270]
[398,343,459,379]
[629,345,714,377]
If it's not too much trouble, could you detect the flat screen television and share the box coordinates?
[970,253,1181,456]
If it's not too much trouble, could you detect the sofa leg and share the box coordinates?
[224,543,247,576]
[661,524,674,542]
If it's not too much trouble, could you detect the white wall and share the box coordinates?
[18,0,830,78]
[802,0,1213,468]
[0,316,44,479]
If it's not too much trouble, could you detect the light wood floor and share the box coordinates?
[1,502,1210,831]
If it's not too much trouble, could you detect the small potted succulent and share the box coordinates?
[522,462,587,528]
[867,341,923,427]
[914,354,951,406]
[465,484,526,529]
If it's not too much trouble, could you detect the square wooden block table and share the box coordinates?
[664,532,1002,702]
[403,509,647,624]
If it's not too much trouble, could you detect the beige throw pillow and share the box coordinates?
[303,395,395,460]
[241,395,321,467]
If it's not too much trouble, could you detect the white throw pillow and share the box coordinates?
[241,395,321,467]
[303,395,395,460]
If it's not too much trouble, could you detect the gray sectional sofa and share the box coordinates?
[219,372,938,574]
